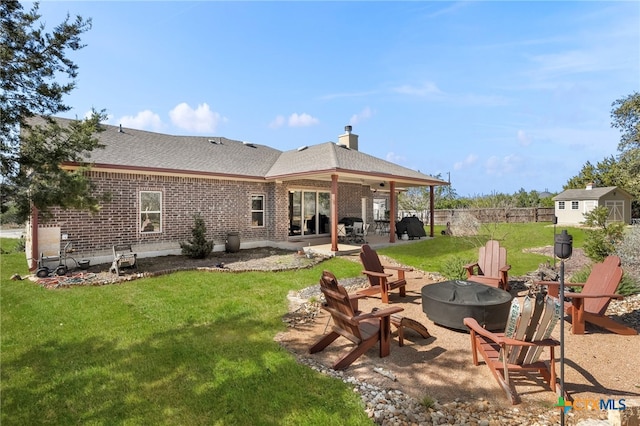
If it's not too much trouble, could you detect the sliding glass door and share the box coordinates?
[289,190,331,236]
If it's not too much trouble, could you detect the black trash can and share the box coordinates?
[225,232,240,253]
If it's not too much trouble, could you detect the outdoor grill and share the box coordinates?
[421,280,513,332]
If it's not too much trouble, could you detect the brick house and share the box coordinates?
[553,183,633,225]
[25,119,448,269]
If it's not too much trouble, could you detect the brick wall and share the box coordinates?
[38,172,374,259]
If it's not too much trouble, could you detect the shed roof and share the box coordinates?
[553,186,631,201]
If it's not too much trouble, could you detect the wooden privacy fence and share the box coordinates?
[432,207,556,225]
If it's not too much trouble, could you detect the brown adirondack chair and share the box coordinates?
[357,244,411,303]
[309,271,403,370]
[464,294,566,404]
[538,255,637,335]
[464,240,511,291]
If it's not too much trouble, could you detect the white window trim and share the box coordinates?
[140,190,162,233]
[251,194,265,227]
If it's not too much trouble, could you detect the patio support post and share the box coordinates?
[389,181,396,243]
[429,185,435,237]
[330,174,339,252]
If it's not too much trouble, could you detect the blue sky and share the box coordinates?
[32,1,640,197]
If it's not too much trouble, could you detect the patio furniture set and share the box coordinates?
[309,241,636,404]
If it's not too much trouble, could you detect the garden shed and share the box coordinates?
[553,183,633,225]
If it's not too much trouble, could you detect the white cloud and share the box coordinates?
[349,107,373,125]
[119,110,164,132]
[392,81,442,97]
[453,154,478,170]
[169,102,224,133]
[288,113,319,127]
[485,154,520,176]
[517,129,532,146]
[269,115,285,129]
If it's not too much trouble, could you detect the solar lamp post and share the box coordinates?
[554,229,573,426]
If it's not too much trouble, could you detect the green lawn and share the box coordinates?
[380,222,587,277]
[0,223,586,424]
[1,239,370,425]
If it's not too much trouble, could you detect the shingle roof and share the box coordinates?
[267,142,436,183]
[77,121,281,178]
[553,187,618,200]
[31,117,448,187]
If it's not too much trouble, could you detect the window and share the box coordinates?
[251,195,265,227]
[140,191,162,233]
[558,201,565,210]
[571,201,579,210]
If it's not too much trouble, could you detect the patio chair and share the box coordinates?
[537,255,637,335]
[464,240,511,291]
[351,221,364,243]
[353,222,370,244]
[337,223,348,243]
[357,244,411,303]
[110,244,138,275]
[464,293,566,404]
[309,271,403,370]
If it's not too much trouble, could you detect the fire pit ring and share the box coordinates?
[422,280,513,332]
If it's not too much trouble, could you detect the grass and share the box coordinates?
[380,223,588,278]
[1,238,370,425]
[0,223,591,424]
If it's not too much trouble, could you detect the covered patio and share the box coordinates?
[279,231,431,257]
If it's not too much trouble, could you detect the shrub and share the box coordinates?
[421,395,435,410]
[583,231,615,262]
[581,206,625,262]
[180,214,214,259]
[441,255,475,280]
[615,226,640,284]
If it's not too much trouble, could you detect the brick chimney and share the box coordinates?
[338,125,358,151]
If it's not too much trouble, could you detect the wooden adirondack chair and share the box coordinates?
[309,271,403,370]
[464,294,566,404]
[538,255,637,335]
[357,244,411,303]
[464,240,511,291]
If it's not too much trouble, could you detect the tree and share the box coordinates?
[611,92,640,215]
[180,214,214,259]
[563,93,640,217]
[581,206,625,262]
[563,156,625,190]
[397,186,430,214]
[611,92,640,153]
[1,1,106,222]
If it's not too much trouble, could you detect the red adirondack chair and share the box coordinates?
[464,240,511,291]
[538,255,637,335]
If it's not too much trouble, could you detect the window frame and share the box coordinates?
[139,190,162,233]
[251,194,265,227]
[558,201,565,210]
[571,201,579,210]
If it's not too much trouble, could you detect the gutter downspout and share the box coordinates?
[29,204,39,271]
[331,174,339,252]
